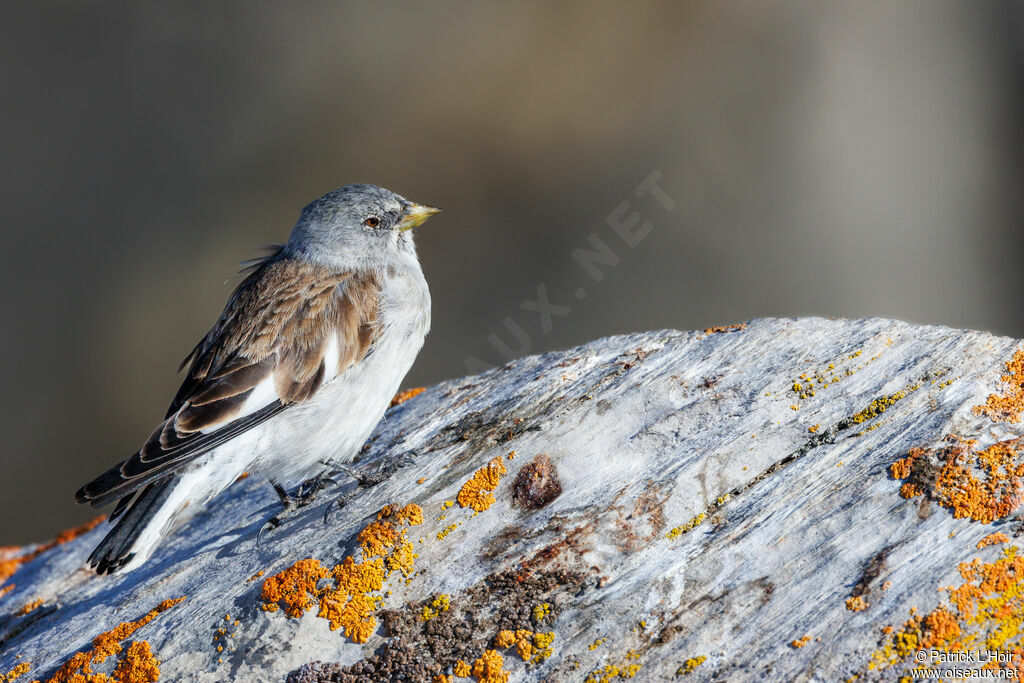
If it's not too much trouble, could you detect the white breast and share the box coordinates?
[238,264,431,484]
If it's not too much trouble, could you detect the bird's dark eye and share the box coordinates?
[364,216,381,228]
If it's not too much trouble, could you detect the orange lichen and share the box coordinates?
[260,502,422,644]
[39,597,184,683]
[470,650,509,683]
[395,504,423,526]
[390,387,426,407]
[17,598,42,616]
[0,516,104,588]
[845,596,868,612]
[790,635,812,649]
[260,558,328,617]
[978,532,1011,549]
[871,545,1024,674]
[318,557,387,642]
[703,323,746,334]
[453,660,471,677]
[432,676,453,683]
[493,629,540,661]
[1,663,30,682]
[109,641,160,683]
[973,349,1024,423]
[899,483,921,499]
[457,458,507,512]
[890,437,1024,523]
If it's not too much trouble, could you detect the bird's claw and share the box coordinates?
[256,517,282,548]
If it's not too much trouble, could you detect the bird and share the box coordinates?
[75,184,440,574]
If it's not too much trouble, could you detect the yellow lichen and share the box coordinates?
[870,545,1024,674]
[453,660,471,677]
[421,594,450,622]
[532,603,551,622]
[666,512,705,539]
[588,637,606,650]
[677,655,706,675]
[437,523,459,541]
[457,458,507,512]
[850,389,912,425]
[531,632,555,662]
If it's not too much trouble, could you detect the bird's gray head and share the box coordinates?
[284,184,441,270]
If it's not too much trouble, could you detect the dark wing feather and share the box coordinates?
[76,255,381,508]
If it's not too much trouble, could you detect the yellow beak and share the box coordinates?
[397,203,442,232]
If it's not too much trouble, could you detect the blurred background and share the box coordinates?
[2,1,1023,544]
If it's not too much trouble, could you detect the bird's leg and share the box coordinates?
[322,454,418,525]
[257,473,342,547]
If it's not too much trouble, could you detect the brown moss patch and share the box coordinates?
[511,454,562,510]
[0,516,104,588]
[457,458,507,512]
[286,567,588,683]
[890,437,1024,523]
[973,349,1024,423]
[38,596,184,683]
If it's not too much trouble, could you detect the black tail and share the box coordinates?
[89,480,175,574]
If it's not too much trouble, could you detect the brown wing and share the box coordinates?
[76,254,381,508]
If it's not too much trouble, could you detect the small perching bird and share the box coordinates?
[75,184,440,574]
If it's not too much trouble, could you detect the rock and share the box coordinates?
[3,317,1024,682]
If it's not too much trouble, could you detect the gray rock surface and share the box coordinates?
[3,317,1024,682]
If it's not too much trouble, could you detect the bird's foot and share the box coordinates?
[257,474,341,547]
[320,454,417,525]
